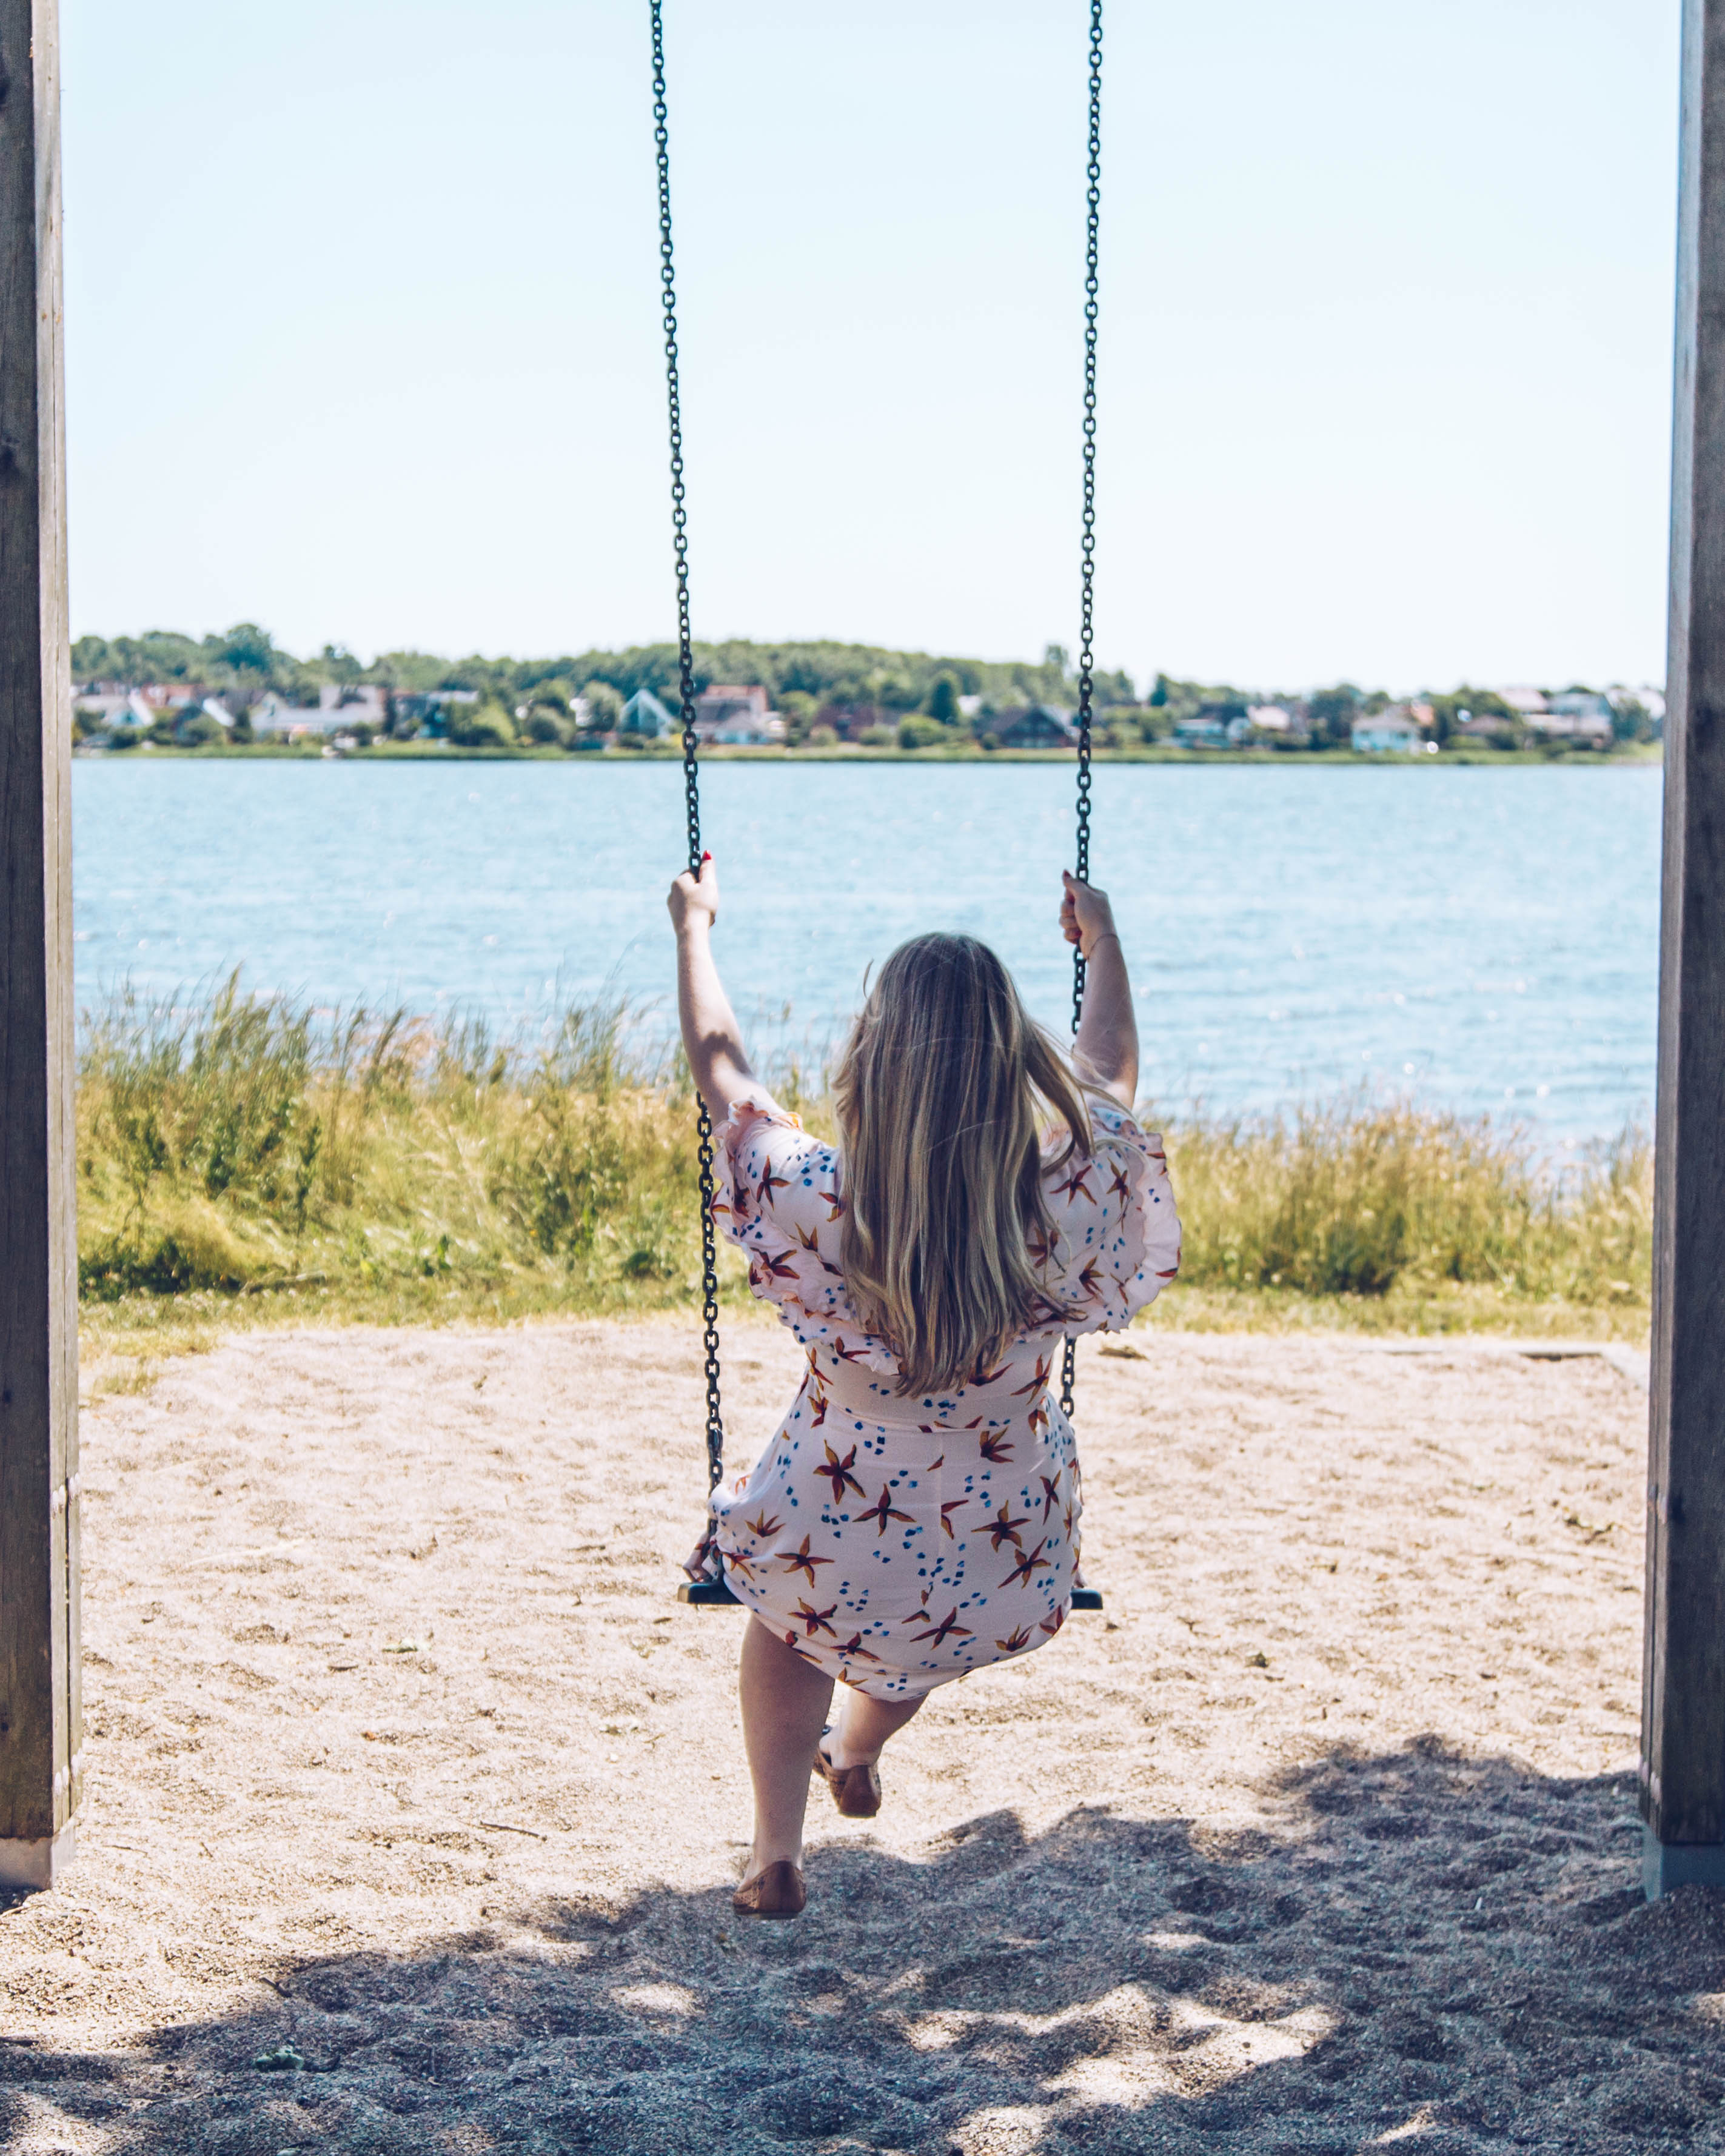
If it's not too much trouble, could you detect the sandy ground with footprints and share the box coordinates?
[2,1313,1720,2155]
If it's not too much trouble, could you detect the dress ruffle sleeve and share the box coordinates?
[713,1092,894,1365]
[1036,1097,1181,1336]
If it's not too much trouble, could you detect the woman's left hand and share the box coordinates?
[1060,869,1117,956]
[669,852,720,933]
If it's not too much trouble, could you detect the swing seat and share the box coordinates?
[677,1577,1101,1612]
[678,1577,742,1605]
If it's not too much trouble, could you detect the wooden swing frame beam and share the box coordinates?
[0,0,79,1891]
[0,0,1720,1898]
[1642,0,1725,1901]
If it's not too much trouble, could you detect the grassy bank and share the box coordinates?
[75,982,1652,1376]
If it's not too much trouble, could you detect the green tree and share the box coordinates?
[778,690,817,743]
[447,701,518,749]
[1306,685,1361,749]
[926,674,962,725]
[209,623,280,680]
[582,681,625,732]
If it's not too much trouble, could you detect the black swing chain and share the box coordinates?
[651,1,725,1497]
[655,0,1097,1449]
[1062,0,1103,1425]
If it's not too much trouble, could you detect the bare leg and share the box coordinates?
[739,1618,832,1881]
[826,1687,923,1769]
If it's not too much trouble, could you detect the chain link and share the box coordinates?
[651,0,725,1494]
[1062,0,1103,1427]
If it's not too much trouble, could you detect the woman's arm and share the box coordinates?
[1060,870,1139,1108]
[669,854,759,1124]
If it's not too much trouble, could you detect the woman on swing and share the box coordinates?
[670,855,1180,1919]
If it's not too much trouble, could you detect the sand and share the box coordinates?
[2,1315,1718,2155]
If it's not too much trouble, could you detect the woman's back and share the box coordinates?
[719,1091,1177,1419]
[692,1088,1179,1696]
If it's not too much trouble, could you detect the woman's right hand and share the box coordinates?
[1060,869,1118,959]
[669,852,719,934]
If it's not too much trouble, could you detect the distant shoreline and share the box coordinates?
[76,741,1666,769]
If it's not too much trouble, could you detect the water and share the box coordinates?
[73,758,1662,1143]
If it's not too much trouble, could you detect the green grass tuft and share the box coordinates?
[75,981,1650,1346]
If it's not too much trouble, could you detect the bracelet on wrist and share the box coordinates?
[1082,931,1121,960]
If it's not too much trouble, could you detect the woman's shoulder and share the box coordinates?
[1034,1093,1179,1333]
[1038,1093,1163,1181]
[712,1093,873,1339]
[719,1094,841,1228]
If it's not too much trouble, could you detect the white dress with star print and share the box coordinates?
[688,1090,1181,1698]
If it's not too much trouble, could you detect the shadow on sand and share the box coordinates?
[4,1739,1722,2155]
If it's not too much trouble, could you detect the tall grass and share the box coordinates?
[75,979,1652,1333]
[1170,1099,1650,1313]
[77,976,708,1317]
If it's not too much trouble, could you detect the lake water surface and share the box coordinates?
[73,759,1662,1143]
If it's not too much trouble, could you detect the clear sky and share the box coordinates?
[64,1,1680,693]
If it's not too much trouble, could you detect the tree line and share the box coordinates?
[70,625,1658,754]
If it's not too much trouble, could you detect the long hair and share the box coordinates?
[833,932,1093,1398]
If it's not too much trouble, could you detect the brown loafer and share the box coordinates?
[814,1738,882,1819]
[731,1860,806,1920]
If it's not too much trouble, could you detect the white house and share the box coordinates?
[1533,692,1613,743]
[73,689,138,728]
[252,694,347,738]
[621,689,675,738]
[318,684,388,725]
[1352,711,1424,754]
[1607,685,1666,725]
[694,684,782,744]
[1498,686,1550,717]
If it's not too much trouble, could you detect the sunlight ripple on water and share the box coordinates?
[72,760,1661,1143]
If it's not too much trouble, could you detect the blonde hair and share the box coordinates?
[833,932,1093,1398]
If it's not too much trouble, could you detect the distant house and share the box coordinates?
[1352,710,1424,754]
[621,689,674,739]
[814,702,883,741]
[695,684,781,744]
[1246,703,1296,736]
[389,689,480,738]
[1498,686,1549,717]
[320,685,388,725]
[1172,715,1229,749]
[1533,692,1613,743]
[251,695,335,738]
[73,688,139,728]
[995,705,1078,749]
[1607,685,1666,726]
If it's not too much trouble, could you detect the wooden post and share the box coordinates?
[0,0,78,1893]
[1643,0,1725,1901]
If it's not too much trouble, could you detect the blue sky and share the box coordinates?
[65,1,1680,691]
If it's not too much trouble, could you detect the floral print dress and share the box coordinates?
[686,1090,1181,1699]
